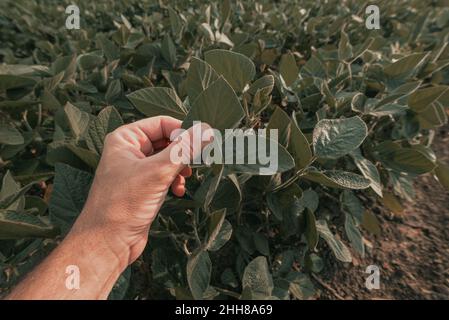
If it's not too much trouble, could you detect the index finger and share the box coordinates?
[130,116,182,142]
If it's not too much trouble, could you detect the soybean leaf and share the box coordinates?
[384,52,429,79]
[64,103,91,140]
[247,75,274,96]
[187,249,211,300]
[205,209,232,252]
[85,106,124,154]
[297,189,319,213]
[313,116,367,159]
[289,114,312,170]
[183,76,244,131]
[161,34,176,66]
[316,220,352,263]
[0,122,24,145]
[377,145,436,174]
[304,209,318,250]
[344,213,365,257]
[0,209,57,240]
[267,107,291,147]
[127,87,187,119]
[362,211,381,235]
[435,161,449,190]
[351,150,383,197]
[303,167,371,190]
[288,272,316,300]
[279,52,298,87]
[185,57,219,103]
[408,86,449,113]
[338,30,353,61]
[340,190,364,223]
[242,256,274,299]
[253,233,270,256]
[205,49,255,92]
[49,164,93,234]
[224,134,295,175]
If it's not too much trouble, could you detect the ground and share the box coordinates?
[317,126,449,300]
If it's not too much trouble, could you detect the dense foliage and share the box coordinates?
[1,0,449,299]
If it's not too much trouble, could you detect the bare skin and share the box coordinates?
[6,116,210,300]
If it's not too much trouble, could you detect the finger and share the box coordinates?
[180,166,192,177]
[171,175,186,197]
[122,116,182,155]
[147,122,212,176]
[152,138,170,151]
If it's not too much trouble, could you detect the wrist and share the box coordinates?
[68,215,130,275]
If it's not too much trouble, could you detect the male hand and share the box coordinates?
[7,116,210,299]
[72,116,210,267]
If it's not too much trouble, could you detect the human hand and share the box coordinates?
[71,116,210,268]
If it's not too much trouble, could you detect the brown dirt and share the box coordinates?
[316,127,449,300]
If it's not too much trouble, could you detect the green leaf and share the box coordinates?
[304,209,318,249]
[224,134,295,175]
[0,75,36,91]
[211,175,242,214]
[408,86,449,113]
[41,89,61,111]
[49,164,93,234]
[161,34,177,66]
[0,209,57,239]
[267,184,302,220]
[242,256,274,299]
[316,220,352,263]
[0,171,24,211]
[297,189,319,213]
[77,53,104,71]
[185,57,219,103]
[85,106,123,154]
[204,49,256,92]
[0,121,24,145]
[288,273,316,300]
[183,76,244,131]
[435,161,449,190]
[362,211,381,235]
[338,30,353,61]
[313,116,367,159]
[206,209,232,251]
[253,232,270,256]
[194,165,224,210]
[417,103,447,129]
[64,102,91,140]
[247,75,274,97]
[127,87,187,119]
[344,213,365,256]
[105,79,122,103]
[368,103,408,117]
[340,190,364,223]
[0,181,34,211]
[384,52,429,79]
[303,168,371,189]
[377,145,436,174]
[305,253,324,273]
[47,142,100,169]
[289,115,313,170]
[51,54,77,81]
[267,107,291,147]
[351,150,382,197]
[187,249,211,300]
[279,52,298,87]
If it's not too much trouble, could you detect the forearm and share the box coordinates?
[6,218,128,300]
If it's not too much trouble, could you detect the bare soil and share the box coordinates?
[317,127,449,300]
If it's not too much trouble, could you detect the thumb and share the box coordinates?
[148,121,213,175]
